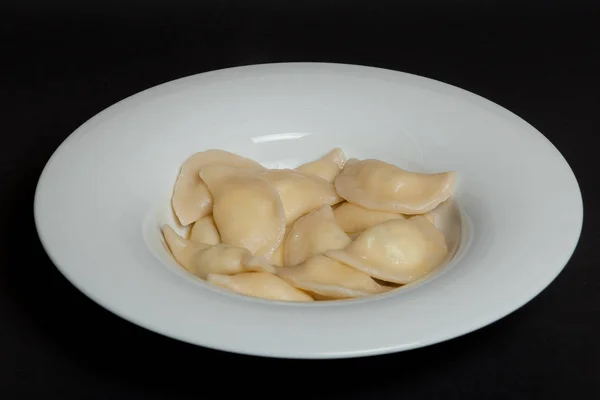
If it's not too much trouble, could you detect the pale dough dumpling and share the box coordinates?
[296,148,347,183]
[267,235,285,267]
[171,150,265,226]
[200,166,286,258]
[284,204,352,267]
[207,272,314,302]
[334,158,457,215]
[419,199,461,261]
[162,225,274,279]
[326,216,448,284]
[267,225,298,268]
[189,215,221,245]
[260,169,342,226]
[276,255,390,299]
[333,202,405,234]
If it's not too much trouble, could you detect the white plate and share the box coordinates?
[34,63,583,359]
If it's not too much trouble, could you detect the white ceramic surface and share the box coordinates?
[34,63,583,359]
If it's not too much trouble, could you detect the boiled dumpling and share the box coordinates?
[189,215,221,245]
[276,255,390,299]
[198,164,256,183]
[171,150,265,226]
[267,225,295,268]
[326,216,448,284]
[266,230,288,267]
[162,225,274,279]
[284,204,351,267]
[260,168,342,226]
[419,199,461,261]
[200,166,286,258]
[162,224,209,269]
[296,148,347,183]
[207,272,314,302]
[334,158,456,215]
[333,202,405,234]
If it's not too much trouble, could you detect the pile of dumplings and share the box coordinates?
[162,148,458,302]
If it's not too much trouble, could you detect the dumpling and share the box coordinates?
[200,166,286,258]
[266,225,297,269]
[326,216,448,284]
[260,169,342,226]
[189,215,221,245]
[162,224,209,267]
[207,272,314,302]
[296,148,347,183]
[171,150,265,226]
[266,230,287,267]
[419,199,461,261]
[161,225,274,279]
[334,158,457,215]
[284,204,352,267]
[333,202,405,234]
[276,255,390,299]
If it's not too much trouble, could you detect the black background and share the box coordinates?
[2,1,599,398]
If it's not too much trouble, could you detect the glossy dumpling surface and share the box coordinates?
[171,150,265,226]
[333,202,405,234]
[162,225,274,279]
[334,158,456,215]
[296,148,347,183]
[267,226,295,268]
[260,169,342,226]
[276,255,389,299]
[284,204,351,267]
[200,166,286,257]
[326,216,448,284]
[419,199,462,260]
[266,231,287,267]
[207,272,314,302]
[189,215,221,245]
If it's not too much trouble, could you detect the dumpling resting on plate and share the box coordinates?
[276,255,390,299]
[200,165,286,258]
[334,158,456,215]
[189,215,221,245]
[284,204,352,267]
[326,216,448,284]
[161,225,274,279]
[333,202,405,234]
[171,150,265,226]
[260,168,342,226]
[295,148,348,183]
[207,272,314,302]
[419,199,461,261]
